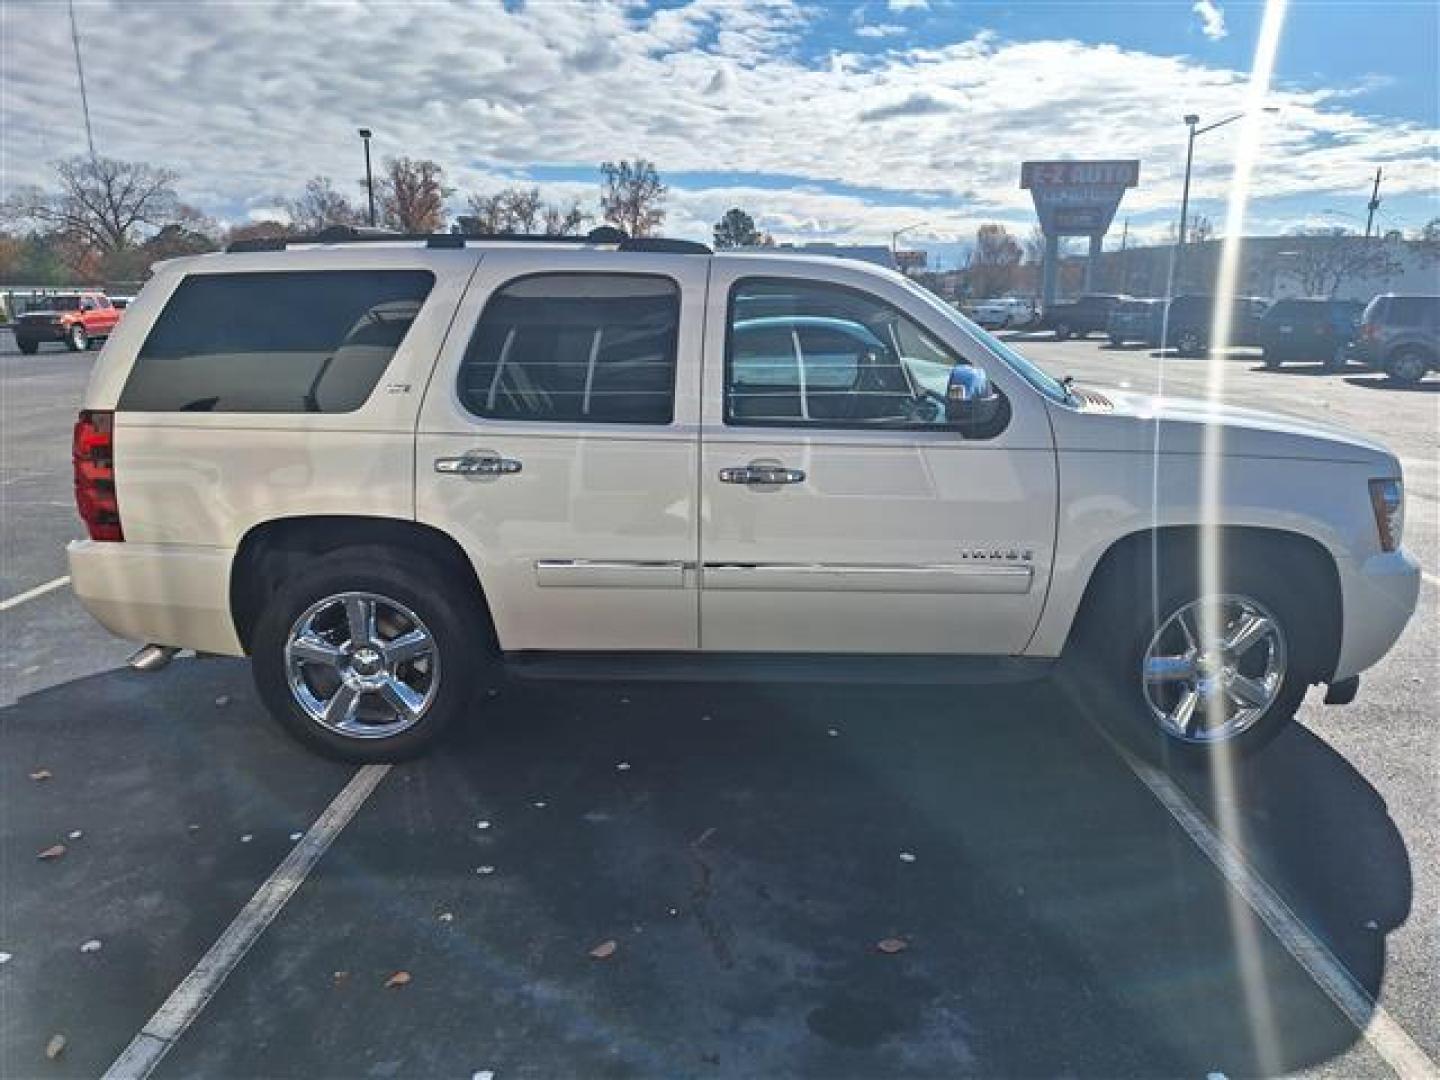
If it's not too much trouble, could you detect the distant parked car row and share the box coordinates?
[1006,289,1438,384]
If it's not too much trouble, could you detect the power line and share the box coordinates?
[68,0,97,159]
[1364,167,1382,239]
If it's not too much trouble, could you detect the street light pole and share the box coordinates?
[1172,107,1277,288]
[358,128,376,227]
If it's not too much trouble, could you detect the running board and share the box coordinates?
[502,651,1054,686]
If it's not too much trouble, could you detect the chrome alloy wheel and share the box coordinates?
[284,591,440,739]
[1141,595,1288,744]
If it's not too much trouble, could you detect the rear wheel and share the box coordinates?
[1069,542,1324,767]
[66,325,87,352]
[1384,347,1430,385]
[1175,329,1204,356]
[16,338,38,355]
[251,548,488,761]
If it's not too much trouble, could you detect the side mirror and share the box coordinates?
[946,364,1002,429]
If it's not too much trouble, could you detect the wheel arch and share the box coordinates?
[1064,524,1343,682]
[230,515,498,656]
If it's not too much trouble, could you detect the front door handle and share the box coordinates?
[718,465,806,485]
[435,454,522,477]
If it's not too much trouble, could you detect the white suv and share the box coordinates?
[67,229,1420,764]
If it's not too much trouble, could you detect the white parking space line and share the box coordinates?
[1119,749,1439,1080]
[102,763,391,1080]
[0,574,70,612]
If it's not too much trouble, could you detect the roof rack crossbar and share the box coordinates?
[224,226,712,255]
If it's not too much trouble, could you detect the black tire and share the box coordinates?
[1108,335,1123,347]
[1384,347,1430,385]
[1323,346,1347,372]
[1066,539,1327,768]
[1054,322,1073,341]
[66,325,87,352]
[1175,329,1204,357]
[251,547,489,762]
[1262,349,1282,369]
[16,338,38,355]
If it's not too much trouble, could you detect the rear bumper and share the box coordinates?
[1332,548,1421,680]
[66,539,245,657]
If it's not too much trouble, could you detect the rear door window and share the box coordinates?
[457,273,679,425]
[121,270,435,413]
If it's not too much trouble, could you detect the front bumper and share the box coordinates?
[1332,548,1422,680]
[14,323,67,342]
[67,539,245,657]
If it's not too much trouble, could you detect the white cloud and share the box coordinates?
[888,0,930,11]
[1192,0,1228,41]
[1,0,1433,246]
[855,23,907,39]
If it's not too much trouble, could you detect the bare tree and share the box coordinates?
[460,186,588,236]
[378,157,452,233]
[600,159,666,237]
[968,222,1023,298]
[3,156,180,254]
[1283,227,1403,297]
[284,176,363,234]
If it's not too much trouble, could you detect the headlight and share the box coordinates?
[1368,478,1404,552]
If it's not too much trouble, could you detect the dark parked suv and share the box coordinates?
[1258,298,1364,370]
[1039,294,1127,340]
[1354,294,1439,384]
[1148,294,1270,356]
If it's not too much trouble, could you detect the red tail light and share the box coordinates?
[73,410,123,542]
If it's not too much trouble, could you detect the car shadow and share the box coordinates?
[1248,362,1351,376]
[1148,347,1264,362]
[1343,375,1440,393]
[1099,341,1151,351]
[123,671,1417,1078]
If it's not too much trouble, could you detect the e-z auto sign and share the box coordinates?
[1021,160,1140,237]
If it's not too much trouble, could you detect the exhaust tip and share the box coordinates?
[127,644,180,673]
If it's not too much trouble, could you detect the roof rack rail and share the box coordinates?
[225,225,712,255]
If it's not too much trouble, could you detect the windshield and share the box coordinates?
[30,296,81,311]
[901,276,1073,403]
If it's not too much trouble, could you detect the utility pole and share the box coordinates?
[1364,167,1382,239]
[68,0,97,160]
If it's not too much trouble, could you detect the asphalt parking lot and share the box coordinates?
[2,330,1436,1078]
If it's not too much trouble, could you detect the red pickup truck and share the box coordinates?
[13,292,122,354]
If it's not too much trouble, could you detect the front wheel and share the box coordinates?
[16,338,38,355]
[251,548,487,761]
[1070,545,1324,766]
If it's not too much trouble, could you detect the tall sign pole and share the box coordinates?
[68,0,97,160]
[1021,160,1140,307]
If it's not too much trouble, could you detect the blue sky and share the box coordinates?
[3,0,1436,258]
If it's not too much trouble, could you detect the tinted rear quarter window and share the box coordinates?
[1386,297,1439,328]
[121,270,435,413]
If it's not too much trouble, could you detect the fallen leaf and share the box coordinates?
[80,939,102,954]
[29,769,52,782]
[45,1034,66,1060]
[385,970,411,988]
[36,844,65,861]
[876,937,909,954]
[589,939,618,960]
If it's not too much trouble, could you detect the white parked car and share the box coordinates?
[68,230,1419,764]
[971,296,1035,330]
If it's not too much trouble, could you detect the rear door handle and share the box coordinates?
[435,454,522,477]
[719,465,806,485]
